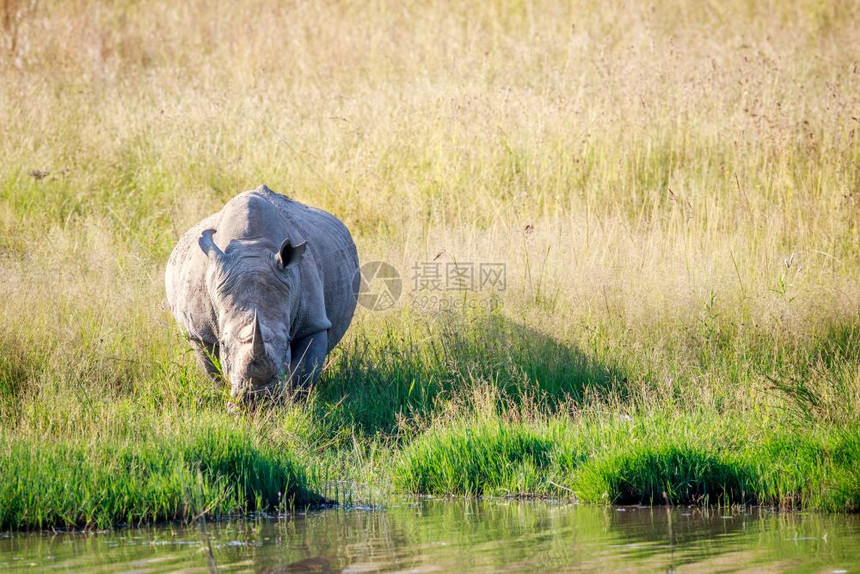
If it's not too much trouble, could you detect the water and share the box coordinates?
[1,500,858,572]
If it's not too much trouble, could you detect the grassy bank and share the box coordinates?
[0,414,321,530]
[395,407,860,511]
[1,0,859,528]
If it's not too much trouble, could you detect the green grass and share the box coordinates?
[0,413,321,530]
[394,420,554,495]
[1,0,859,529]
[394,412,860,512]
[0,297,857,529]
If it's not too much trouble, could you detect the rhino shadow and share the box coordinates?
[315,310,629,436]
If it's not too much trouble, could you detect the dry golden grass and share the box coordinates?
[1,0,857,395]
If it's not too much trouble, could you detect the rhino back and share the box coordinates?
[252,187,360,349]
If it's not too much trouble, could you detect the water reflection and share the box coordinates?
[0,500,857,572]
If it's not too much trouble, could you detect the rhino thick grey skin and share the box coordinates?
[165,185,359,402]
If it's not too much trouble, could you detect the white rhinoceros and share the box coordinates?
[165,185,359,401]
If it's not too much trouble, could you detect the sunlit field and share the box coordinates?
[1,0,858,528]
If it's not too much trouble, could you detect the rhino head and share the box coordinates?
[198,229,306,401]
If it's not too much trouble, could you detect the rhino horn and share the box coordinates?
[251,310,265,357]
[199,229,227,265]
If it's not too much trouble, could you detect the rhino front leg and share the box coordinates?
[289,330,328,386]
[189,339,223,382]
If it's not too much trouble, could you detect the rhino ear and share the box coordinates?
[199,229,227,265]
[276,237,307,270]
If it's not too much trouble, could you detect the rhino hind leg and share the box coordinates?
[290,331,328,387]
[189,339,223,382]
